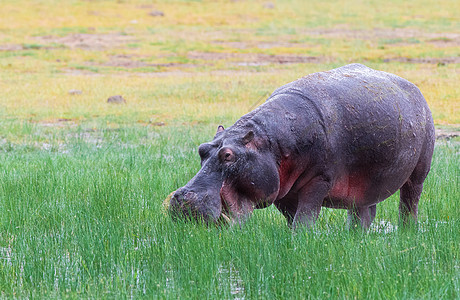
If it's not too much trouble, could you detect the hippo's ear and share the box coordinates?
[217,125,225,133]
[242,131,254,145]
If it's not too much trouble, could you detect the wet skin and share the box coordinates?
[169,64,435,229]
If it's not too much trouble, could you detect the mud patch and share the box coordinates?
[35,33,137,50]
[382,57,460,64]
[212,40,305,49]
[62,69,103,76]
[68,52,324,74]
[94,55,193,69]
[0,44,23,51]
[124,69,272,78]
[188,51,327,65]
[31,119,78,128]
[426,37,460,47]
[435,127,460,140]
[302,27,460,41]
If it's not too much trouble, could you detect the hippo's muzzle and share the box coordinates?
[169,188,225,223]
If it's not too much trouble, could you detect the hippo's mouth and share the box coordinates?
[218,192,233,225]
[165,188,236,225]
[219,211,232,224]
[219,181,254,225]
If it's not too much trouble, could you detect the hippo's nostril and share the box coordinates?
[169,189,198,211]
[168,189,222,223]
[184,191,198,202]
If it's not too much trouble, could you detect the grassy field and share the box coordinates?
[0,0,459,298]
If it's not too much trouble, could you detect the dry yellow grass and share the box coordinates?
[0,0,458,127]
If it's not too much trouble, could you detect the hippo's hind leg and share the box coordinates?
[399,180,423,226]
[347,204,377,230]
[399,140,434,227]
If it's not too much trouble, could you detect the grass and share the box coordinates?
[0,126,458,298]
[0,0,459,298]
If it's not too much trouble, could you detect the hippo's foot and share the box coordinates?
[347,205,377,230]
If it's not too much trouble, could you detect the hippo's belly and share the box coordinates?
[328,173,366,204]
[323,173,368,208]
[323,170,402,209]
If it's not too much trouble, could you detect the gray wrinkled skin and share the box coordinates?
[169,64,435,229]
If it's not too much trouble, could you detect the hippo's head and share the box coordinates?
[169,125,280,224]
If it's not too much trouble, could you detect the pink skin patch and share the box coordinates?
[328,172,369,206]
[220,180,253,220]
[277,157,305,200]
[220,178,279,220]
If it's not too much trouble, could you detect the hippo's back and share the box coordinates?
[270,64,434,157]
[273,64,431,126]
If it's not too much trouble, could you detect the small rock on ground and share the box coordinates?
[68,89,82,95]
[263,2,275,9]
[107,95,126,104]
[149,10,164,17]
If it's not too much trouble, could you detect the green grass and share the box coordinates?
[0,125,458,298]
[0,0,459,298]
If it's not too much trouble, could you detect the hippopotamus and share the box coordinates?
[169,64,435,229]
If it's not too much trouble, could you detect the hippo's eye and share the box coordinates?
[218,147,235,163]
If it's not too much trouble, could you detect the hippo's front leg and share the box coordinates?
[292,176,331,230]
[347,205,377,229]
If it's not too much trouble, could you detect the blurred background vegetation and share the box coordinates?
[0,0,458,134]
